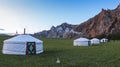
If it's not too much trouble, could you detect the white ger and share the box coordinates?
[73,37,91,46]
[2,29,43,55]
[101,38,108,43]
[90,38,100,44]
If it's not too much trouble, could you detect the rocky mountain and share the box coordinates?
[34,23,81,38]
[75,4,120,37]
[34,4,120,38]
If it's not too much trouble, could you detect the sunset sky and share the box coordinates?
[0,0,119,34]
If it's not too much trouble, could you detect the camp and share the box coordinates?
[101,38,108,43]
[90,38,100,44]
[2,34,43,55]
[73,37,91,46]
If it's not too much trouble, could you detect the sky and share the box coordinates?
[0,0,119,34]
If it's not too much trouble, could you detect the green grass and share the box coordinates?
[0,36,120,67]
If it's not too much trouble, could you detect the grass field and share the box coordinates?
[0,36,120,67]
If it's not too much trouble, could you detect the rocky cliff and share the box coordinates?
[75,4,120,37]
[34,23,81,38]
[34,4,120,38]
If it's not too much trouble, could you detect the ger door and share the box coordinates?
[26,42,36,55]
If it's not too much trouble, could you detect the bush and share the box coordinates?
[94,33,120,40]
[107,33,120,40]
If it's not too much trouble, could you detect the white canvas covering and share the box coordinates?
[101,38,108,43]
[73,37,90,46]
[2,35,43,55]
[90,38,100,44]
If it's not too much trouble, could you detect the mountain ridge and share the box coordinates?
[34,22,81,38]
[75,4,120,37]
[34,4,120,38]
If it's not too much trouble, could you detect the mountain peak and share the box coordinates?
[101,8,107,13]
[116,4,120,10]
[102,8,106,11]
[50,26,56,30]
[61,22,69,25]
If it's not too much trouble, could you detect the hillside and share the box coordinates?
[75,4,120,37]
[35,4,120,38]
[34,23,81,38]
[1,37,120,67]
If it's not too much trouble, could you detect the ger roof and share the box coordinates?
[4,35,43,43]
[74,37,89,41]
[91,38,99,41]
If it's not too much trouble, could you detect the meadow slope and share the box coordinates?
[0,36,120,67]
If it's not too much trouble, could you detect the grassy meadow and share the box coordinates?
[0,36,120,67]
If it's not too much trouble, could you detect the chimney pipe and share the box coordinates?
[24,28,26,34]
[16,30,18,35]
